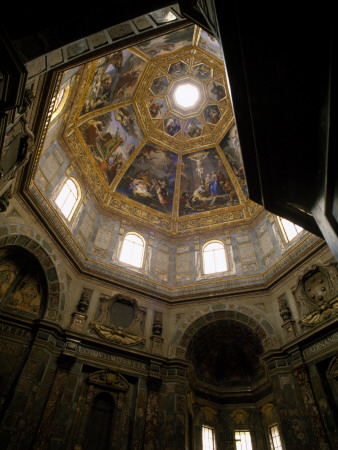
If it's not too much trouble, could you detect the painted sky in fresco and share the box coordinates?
[197,29,224,61]
[80,50,147,115]
[219,125,248,199]
[116,142,178,214]
[78,104,144,186]
[179,147,239,216]
[135,25,195,58]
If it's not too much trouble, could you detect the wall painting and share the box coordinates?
[219,125,248,199]
[179,147,239,216]
[80,50,147,115]
[116,142,178,214]
[78,105,143,186]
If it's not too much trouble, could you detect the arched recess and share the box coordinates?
[83,392,115,450]
[0,224,66,323]
[168,303,281,360]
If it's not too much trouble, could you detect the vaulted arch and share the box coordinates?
[0,225,66,323]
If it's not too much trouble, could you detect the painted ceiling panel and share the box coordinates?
[37,24,262,235]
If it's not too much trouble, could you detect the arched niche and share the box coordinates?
[186,319,265,390]
[0,226,65,323]
[0,245,47,318]
[168,304,281,360]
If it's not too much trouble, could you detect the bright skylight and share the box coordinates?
[174,83,199,108]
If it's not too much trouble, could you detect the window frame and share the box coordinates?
[202,239,228,275]
[268,424,284,450]
[277,216,303,243]
[118,232,146,269]
[234,429,253,450]
[202,424,216,450]
[55,176,81,222]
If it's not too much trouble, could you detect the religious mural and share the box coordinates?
[220,125,248,199]
[135,25,195,58]
[192,63,212,80]
[80,50,147,115]
[0,250,44,317]
[164,116,181,136]
[185,118,203,138]
[179,147,239,216]
[207,81,226,102]
[78,105,143,185]
[149,99,167,119]
[116,142,178,214]
[197,29,224,61]
[203,104,221,124]
[168,61,189,77]
[150,76,169,95]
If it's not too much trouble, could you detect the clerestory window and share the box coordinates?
[202,240,227,274]
[234,430,253,450]
[269,424,283,450]
[278,217,303,242]
[202,425,216,450]
[55,177,81,220]
[119,232,145,268]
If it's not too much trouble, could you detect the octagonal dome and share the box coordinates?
[53,25,260,236]
[26,23,320,299]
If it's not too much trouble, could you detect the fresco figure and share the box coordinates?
[136,26,194,58]
[79,106,143,186]
[149,100,166,118]
[193,63,212,79]
[164,117,181,136]
[179,148,239,216]
[80,50,146,115]
[209,172,219,196]
[220,125,248,199]
[204,105,221,124]
[151,76,169,95]
[198,29,224,61]
[116,143,178,214]
[186,119,203,138]
[209,81,226,102]
[169,61,188,77]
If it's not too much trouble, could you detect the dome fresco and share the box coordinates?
[29,24,320,298]
[65,24,260,235]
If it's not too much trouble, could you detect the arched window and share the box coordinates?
[278,217,303,242]
[55,177,81,220]
[203,240,227,274]
[119,232,145,268]
[202,425,216,450]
